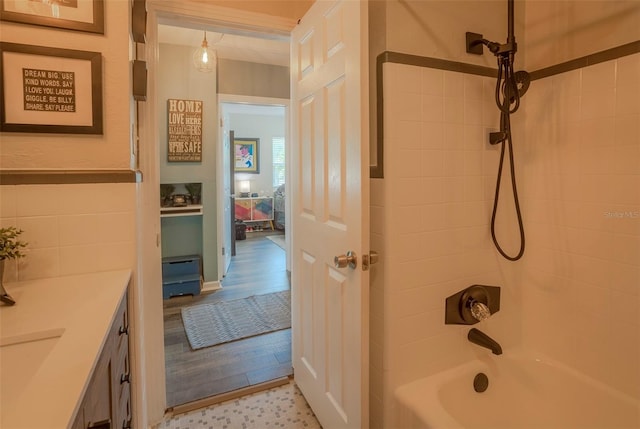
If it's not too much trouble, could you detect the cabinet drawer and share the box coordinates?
[115,385,132,429]
[162,256,200,278]
[111,293,129,347]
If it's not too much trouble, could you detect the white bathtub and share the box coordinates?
[395,350,640,429]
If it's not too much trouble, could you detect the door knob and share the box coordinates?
[334,251,357,269]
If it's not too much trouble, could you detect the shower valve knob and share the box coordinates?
[470,301,491,321]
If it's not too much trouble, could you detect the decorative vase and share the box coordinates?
[0,258,16,305]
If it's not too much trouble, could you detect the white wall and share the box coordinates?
[0,2,132,169]
[229,110,286,196]
[521,53,640,399]
[158,42,218,282]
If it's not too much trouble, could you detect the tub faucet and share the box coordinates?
[468,328,502,355]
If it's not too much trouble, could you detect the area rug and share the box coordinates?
[181,290,290,350]
[266,234,286,251]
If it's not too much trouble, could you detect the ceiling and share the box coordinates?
[157,24,290,67]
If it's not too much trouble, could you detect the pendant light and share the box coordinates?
[193,31,216,73]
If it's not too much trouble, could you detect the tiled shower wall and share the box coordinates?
[370,62,525,428]
[521,53,640,399]
[370,53,640,428]
[0,183,136,282]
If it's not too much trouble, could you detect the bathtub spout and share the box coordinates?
[468,328,502,355]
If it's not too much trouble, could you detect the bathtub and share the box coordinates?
[395,350,640,429]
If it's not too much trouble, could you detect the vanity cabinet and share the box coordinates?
[71,291,132,429]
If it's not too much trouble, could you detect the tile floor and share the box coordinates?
[161,381,322,428]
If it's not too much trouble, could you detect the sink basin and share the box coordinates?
[0,328,65,407]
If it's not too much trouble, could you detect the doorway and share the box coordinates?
[157,23,292,409]
[163,235,289,407]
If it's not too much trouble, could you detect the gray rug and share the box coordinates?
[181,290,291,350]
[266,234,286,251]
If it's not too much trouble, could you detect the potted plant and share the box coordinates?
[1,226,28,305]
[185,183,202,205]
[160,184,175,207]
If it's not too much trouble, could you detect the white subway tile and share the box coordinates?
[616,53,640,87]
[17,247,59,281]
[582,60,616,91]
[59,244,101,276]
[15,185,63,217]
[421,67,444,96]
[96,242,135,271]
[16,216,59,249]
[0,186,17,218]
[58,215,99,246]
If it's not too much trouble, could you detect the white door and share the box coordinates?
[290,1,369,428]
[220,108,232,274]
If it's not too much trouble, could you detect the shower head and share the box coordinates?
[507,70,530,104]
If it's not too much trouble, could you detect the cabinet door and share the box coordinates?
[234,199,252,220]
[83,347,112,429]
[252,198,273,220]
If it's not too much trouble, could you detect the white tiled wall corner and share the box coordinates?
[380,63,513,427]
[0,183,136,281]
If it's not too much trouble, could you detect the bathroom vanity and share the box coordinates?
[0,270,132,429]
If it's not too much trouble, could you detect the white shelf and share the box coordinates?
[160,205,203,218]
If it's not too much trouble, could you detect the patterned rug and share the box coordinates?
[181,290,291,350]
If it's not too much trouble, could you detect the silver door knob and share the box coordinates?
[334,251,357,269]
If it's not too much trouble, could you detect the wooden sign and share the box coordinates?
[167,98,202,162]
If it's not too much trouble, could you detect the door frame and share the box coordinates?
[138,2,295,426]
[218,95,292,274]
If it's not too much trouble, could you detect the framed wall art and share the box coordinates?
[234,138,260,173]
[167,98,202,162]
[0,42,103,134]
[0,0,104,34]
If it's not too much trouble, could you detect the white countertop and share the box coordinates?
[0,270,132,429]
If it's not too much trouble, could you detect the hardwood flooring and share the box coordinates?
[163,233,291,408]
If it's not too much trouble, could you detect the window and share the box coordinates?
[272,137,285,187]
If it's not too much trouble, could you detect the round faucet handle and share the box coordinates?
[471,301,491,321]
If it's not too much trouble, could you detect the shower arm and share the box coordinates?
[467,0,517,58]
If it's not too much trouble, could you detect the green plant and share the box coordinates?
[160,183,175,199]
[185,183,201,198]
[0,227,28,260]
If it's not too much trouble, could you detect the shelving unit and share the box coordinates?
[160,204,203,217]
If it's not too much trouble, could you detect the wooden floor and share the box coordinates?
[163,233,291,408]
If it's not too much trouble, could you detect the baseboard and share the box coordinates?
[201,281,221,292]
[167,377,291,417]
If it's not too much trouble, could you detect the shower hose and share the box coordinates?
[490,54,525,261]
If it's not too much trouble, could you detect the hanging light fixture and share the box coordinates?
[193,31,216,73]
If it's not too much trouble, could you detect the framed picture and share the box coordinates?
[234,138,260,173]
[167,98,202,162]
[0,0,104,34]
[0,42,103,134]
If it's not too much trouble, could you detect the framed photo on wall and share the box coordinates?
[234,138,260,173]
[0,0,104,34]
[0,42,103,134]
